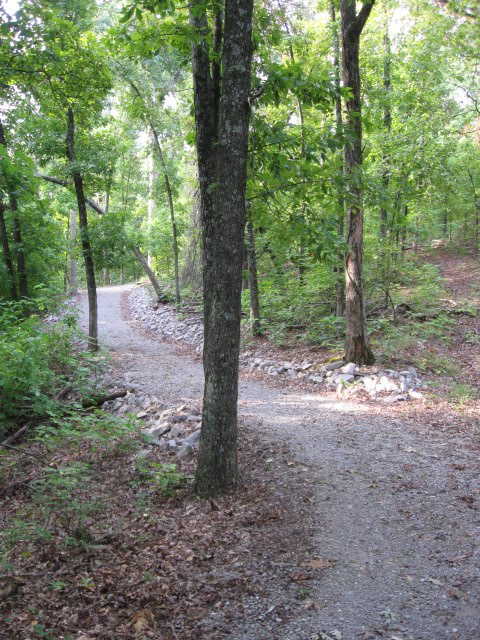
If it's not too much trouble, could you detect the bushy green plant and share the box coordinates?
[35,411,138,453]
[30,463,100,544]
[136,460,186,496]
[0,297,111,437]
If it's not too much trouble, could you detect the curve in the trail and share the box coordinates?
[78,285,480,640]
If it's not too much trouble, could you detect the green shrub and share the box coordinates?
[136,460,186,496]
[0,298,106,437]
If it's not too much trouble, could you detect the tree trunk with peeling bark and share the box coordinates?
[66,108,98,351]
[191,0,254,497]
[340,0,375,365]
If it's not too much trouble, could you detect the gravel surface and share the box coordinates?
[79,285,480,640]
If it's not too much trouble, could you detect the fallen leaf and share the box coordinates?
[427,577,443,586]
[378,609,399,621]
[403,446,417,454]
[301,557,335,570]
[132,609,155,633]
[289,571,314,583]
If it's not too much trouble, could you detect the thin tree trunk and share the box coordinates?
[340,0,375,365]
[133,246,164,300]
[401,205,408,252]
[151,129,181,311]
[0,200,18,300]
[147,150,155,269]
[242,241,249,290]
[379,15,391,241]
[10,199,28,299]
[66,108,98,351]
[467,168,479,256]
[442,209,448,239]
[68,209,78,294]
[281,7,309,282]
[246,221,261,334]
[191,0,254,497]
[0,119,28,299]
[122,77,181,310]
[330,0,345,317]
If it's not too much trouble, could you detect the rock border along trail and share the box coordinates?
[79,285,479,640]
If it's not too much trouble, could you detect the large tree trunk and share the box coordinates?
[66,108,98,351]
[246,221,261,335]
[0,200,18,301]
[191,0,254,497]
[340,0,375,365]
[151,129,181,311]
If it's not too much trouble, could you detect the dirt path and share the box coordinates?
[80,286,479,640]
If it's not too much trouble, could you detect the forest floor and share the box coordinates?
[1,251,479,640]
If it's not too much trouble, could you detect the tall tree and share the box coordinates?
[190,0,254,496]
[66,107,98,350]
[330,0,346,317]
[340,0,375,364]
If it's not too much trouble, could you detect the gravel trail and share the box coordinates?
[79,285,479,640]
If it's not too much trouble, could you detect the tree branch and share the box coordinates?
[37,174,106,214]
[353,0,376,39]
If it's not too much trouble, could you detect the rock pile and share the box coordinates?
[128,287,204,353]
[128,285,424,403]
[240,355,423,402]
[103,386,201,459]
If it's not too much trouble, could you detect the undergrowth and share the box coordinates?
[0,296,108,439]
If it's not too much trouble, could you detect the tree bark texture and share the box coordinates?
[0,200,18,300]
[190,0,254,497]
[340,0,375,365]
[66,108,98,351]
